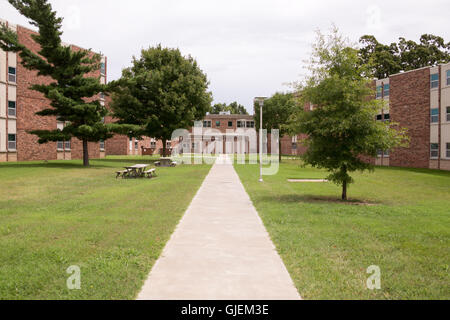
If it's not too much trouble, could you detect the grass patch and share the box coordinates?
[234,159,450,299]
[0,156,211,300]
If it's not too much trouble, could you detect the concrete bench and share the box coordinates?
[154,161,161,167]
[144,168,157,178]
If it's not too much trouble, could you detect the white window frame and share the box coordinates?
[430,143,439,159]
[57,141,64,150]
[447,70,450,86]
[447,107,450,122]
[203,120,211,128]
[431,73,439,89]
[431,108,439,123]
[166,141,172,149]
[100,140,105,151]
[100,62,106,75]
[8,134,16,150]
[446,143,450,158]
[150,141,156,149]
[8,67,16,83]
[246,121,255,128]
[8,101,16,117]
[64,140,71,151]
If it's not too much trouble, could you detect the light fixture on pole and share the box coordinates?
[254,97,267,183]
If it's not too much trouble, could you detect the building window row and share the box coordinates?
[100,63,106,75]
[203,120,212,128]
[377,149,390,157]
[376,84,390,99]
[237,121,255,128]
[430,143,439,159]
[376,114,390,122]
[8,101,16,117]
[57,140,71,151]
[8,134,16,150]
[8,67,16,83]
[447,70,450,86]
[431,108,439,123]
[431,73,439,89]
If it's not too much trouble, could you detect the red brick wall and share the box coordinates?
[390,68,430,168]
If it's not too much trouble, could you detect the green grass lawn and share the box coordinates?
[234,160,450,300]
[0,156,211,300]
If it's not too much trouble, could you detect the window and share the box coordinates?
[203,120,211,128]
[237,121,244,128]
[166,141,172,149]
[430,143,439,158]
[192,142,196,149]
[377,149,383,157]
[100,63,106,75]
[447,143,450,158]
[447,70,450,86]
[100,140,105,151]
[8,134,16,150]
[65,141,71,150]
[8,101,16,117]
[384,150,390,157]
[8,67,16,83]
[384,114,390,122]
[101,117,105,124]
[100,92,105,100]
[292,143,297,150]
[431,73,439,89]
[376,86,382,98]
[150,141,156,148]
[228,121,233,127]
[431,108,439,123]
[376,114,383,121]
[384,84,390,97]
[215,121,221,127]
[447,107,450,122]
[57,141,64,150]
[135,140,139,150]
[246,121,255,128]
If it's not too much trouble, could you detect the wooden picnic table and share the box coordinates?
[156,158,177,167]
[124,164,150,178]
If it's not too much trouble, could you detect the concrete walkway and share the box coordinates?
[137,156,301,300]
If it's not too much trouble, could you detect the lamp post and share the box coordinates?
[254,97,267,183]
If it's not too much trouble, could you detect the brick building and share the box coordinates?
[370,63,450,170]
[0,20,107,162]
[110,112,301,157]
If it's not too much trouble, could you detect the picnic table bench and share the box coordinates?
[116,164,157,179]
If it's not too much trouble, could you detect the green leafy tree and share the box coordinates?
[292,28,408,200]
[359,34,450,78]
[254,92,296,162]
[0,0,125,166]
[211,102,248,115]
[110,45,212,156]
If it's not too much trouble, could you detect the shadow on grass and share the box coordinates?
[0,162,110,170]
[257,194,380,206]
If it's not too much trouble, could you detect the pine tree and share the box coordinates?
[0,0,120,166]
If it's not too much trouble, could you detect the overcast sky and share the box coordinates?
[1,0,449,114]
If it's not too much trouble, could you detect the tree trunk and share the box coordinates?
[82,139,89,167]
[342,180,347,201]
[162,139,167,157]
[279,139,282,163]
